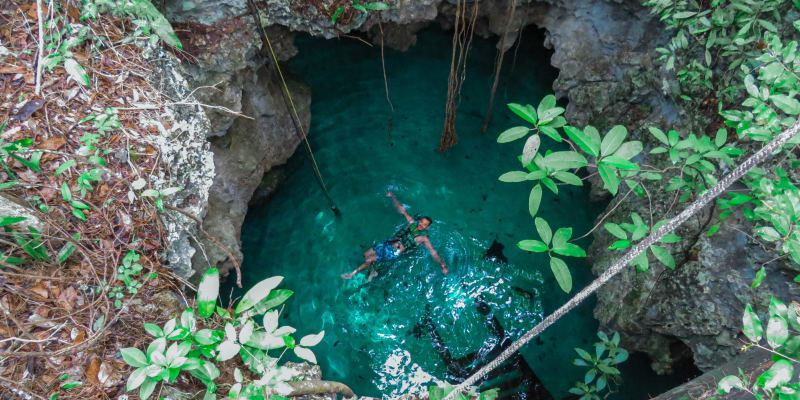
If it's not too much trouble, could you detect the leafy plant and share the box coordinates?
[330,1,389,25]
[121,268,322,399]
[718,297,800,398]
[569,331,628,400]
[428,383,499,400]
[108,250,147,308]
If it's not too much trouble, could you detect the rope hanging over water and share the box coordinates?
[247,0,341,216]
[442,122,800,400]
[439,0,480,152]
[481,0,516,134]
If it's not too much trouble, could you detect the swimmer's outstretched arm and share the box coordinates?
[418,236,448,275]
[386,191,414,224]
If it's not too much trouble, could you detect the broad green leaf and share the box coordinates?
[54,160,76,176]
[742,303,763,342]
[139,377,157,400]
[756,226,781,242]
[650,245,675,269]
[538,107,565,124]
[553,243,586,257]
[537,94,557,119]
[0,216,26,227]
[299,330,325,347]
[714,128,727,148]
[757,359,793,390]
[600,155,639,170]
[553,171,583,186]
[717,376,743,393]
[563,125,599,157]
[612,141,643,160]
[539,125,562,142]
[542,151,587,170]
[597,163,620,195]
[535,217,552,245]
[541,177,558,194]
[521,135,541,165]
[70,200,90,210]
[364,2,390,10]
[197,268,219,318]
[751,267,766,289]
[744,75,759,99]
[294,346,317,364]
[766,315,789,348]
[61,182,72,202]
[769,296,788,320]
[551,227,572,249]
[121,348,148,368]
[64,59,90,87]
[215,340,240,361]
[575,347,593,361]
[143,323,163,338]
[517,240,548,252]
[499,171,528,182]
[497,126,530,143]
[508,103,536,125]
[234,276,283,314]
[550,257,572,293]
[604,223,627,240]
[126,367,147,391]
[600,126,627,156]
[528,184,542,217]
[609,240,630,250]
[648,127,669,145]
[770,94,800,115]
[193,329,222,346]
[253,289,294,314]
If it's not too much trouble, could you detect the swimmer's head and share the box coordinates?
[417,217,432,230]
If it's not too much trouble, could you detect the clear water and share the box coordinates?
[231,28,687,399]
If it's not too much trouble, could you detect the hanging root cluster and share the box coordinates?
[439,0,480,152]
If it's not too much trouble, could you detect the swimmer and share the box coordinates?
[341,191,448,281]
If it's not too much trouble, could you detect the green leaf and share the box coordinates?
[742,303,763,342]
[604,223,627,240]
[564,126,599,157]
[252,289,294,314]
[528,184,542,217]
[648,127,669,145]
[539,125,562,142]
[597,163,620,195]
[235,276,283,315]
[70,200,90,210]
[756,226,781,242]
[552,227,572,250]
[539,107,565,124]
[770,94,800,115]
[331,6,344,24]
[64,59,90,87]
[714,128,727,148]
[541,151,587,170]
[600,126,627,156]
[612,141,643,160]
[121,348,148,368]
[717,375,744,393]
[744,75,759,99]
[535,218,552,245]
[540,177,558,194]
[609,240,630,250]
[126,367,147,391]
[550,257,572,293]
[140,189,159,197]
[517,240,548,252]
[706,223,720,236]
[499,171,528,182]
[54,160,76,176]
[363,2,390,10]
[143,323,163,337]
[497,126,530,143]
[57,239,77,263]
[61,182,72,202]
[757,359,793,390]
[507,103,537,125]
[0,216,26,227]
[139,377,157,400]
[766,315,789,348]
[197,268,219,319]
[600,155,639,170]
[61,381,83,389]
[553,171,583,186]
[650,245,675,269]
[553,243,586,257]
[537,94,557,119]
[751,267,766,289]
[521,135,541,165]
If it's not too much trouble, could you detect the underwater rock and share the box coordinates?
[483,239,508,264]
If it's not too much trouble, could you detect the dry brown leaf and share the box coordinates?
[38,136,66,151]
[57,286,78,311]
[0,66,26,74]
[72,327,86,344]
[85,357,100,385]
[28,283,49,298]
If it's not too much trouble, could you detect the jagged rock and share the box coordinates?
[142,45,215,280]
[0,193,43,230]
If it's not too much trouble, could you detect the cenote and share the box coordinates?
[226,27,691,399]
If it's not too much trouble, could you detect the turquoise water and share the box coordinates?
[233,28,686,398]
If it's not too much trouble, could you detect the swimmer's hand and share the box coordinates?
[386,191,394,198]
[442,266,448,275]
[341,272,356,279]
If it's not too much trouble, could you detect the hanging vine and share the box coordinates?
[439,0,480,152]
[481,0,517,133]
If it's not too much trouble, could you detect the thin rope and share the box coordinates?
[443,121,800,400]
[481,0,516,134]
[247,1,340,215]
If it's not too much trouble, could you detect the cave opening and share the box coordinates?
[226,23,692,399]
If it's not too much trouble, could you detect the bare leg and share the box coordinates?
[342,249,377,279]
[367,265,378,282]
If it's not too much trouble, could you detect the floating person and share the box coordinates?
[341,191,448,280]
